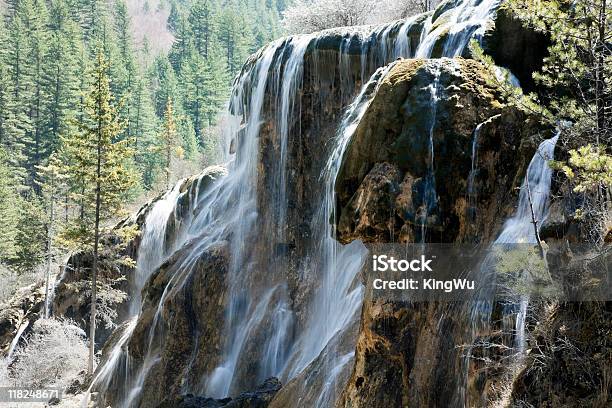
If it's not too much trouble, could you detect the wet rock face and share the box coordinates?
[334,59,548,407]
[338,162,403,243]
[96,241,229,408]
[131,242,228,408]
[52,167,227,351]
[482,6,550,93]
[336,58,545,246]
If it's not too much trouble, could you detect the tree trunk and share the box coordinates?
[596,0,607,145]
[88,72,103,376]
[526,179,546,260]
[44,176,55,319]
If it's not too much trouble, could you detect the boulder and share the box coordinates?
[333,58,551,407]
[95,240,229,408]
[156,377,281,408]
[336,58,548,245]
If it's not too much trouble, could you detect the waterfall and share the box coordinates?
[467,114,501,222]
[416,0,502,58]
[84,177,199,405]
[496,133,559,356]
[284,63,397,380]
[130,183,184,315]
[420,64,443,242]
[496,134,560,245]
[467,122,483,219]
[88,1,507,406]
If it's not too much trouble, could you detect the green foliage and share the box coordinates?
[553,145,612,193]
[0,0,284,277]
[0,149,19,262]
[469,40,553,122]
[159,98,183,188]
[495,245,560,299]
[507,0,611,143]
[506,0,611,242]
[59,49,137,253]
[13,193,47,273]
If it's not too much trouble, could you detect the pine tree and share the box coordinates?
[36,155,67,317]
[59,49,137,374]
[189,0,218,59]
[151,54,180,117]
[5,0,35,182]
[0,16,12,148]
[180,45,228,145]
[507,0,612,242]
[0,148,20,262]
[508,0,611,145]
[113,0,138,141]
[44,0,82,160]
[218,3,252,76]
[79,0,107,42]
[159,97,182,189]
[168,13,193,72]
[132,77,160,190]
[13,192,46,274]
[23,0,51,191]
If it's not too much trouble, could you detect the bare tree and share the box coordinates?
[282,0,439,34]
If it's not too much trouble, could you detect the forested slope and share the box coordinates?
[0,0,285,283]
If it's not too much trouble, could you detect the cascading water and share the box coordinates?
[416,0,502,58]
[84,178,197,405]
[466,114,501,222]
[130,184,184,315]
[283,64,397,380]
[457,132,560,407]
[467,122,484,219]
[89,1,511,406]
[496,132,560,355]
[496,134,560,245]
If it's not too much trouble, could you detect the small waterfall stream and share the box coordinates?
[87,1,516,406]
[496,134,560,245]
[495,133,560,355]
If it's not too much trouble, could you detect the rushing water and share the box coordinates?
[496,134,560,245]
[88,1,511,406]
[496,133,560,356]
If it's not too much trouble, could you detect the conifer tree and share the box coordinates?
[5,0,35,182]
[189,0,218,59]
[168,13,193,72]
[159,97,182,189]
[59,49,137,374]
[36,155,66,317]
[23,0,51,190]
[218,4,252,76]
[13,192,46,273]
[44,0,82,159]
[152,54,180,117]
[181,45,228,144]
[131,78,160,190]
[0,148,19,262]
[0,16,11,147]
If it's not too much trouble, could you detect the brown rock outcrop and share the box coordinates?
[333,58,551,407]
